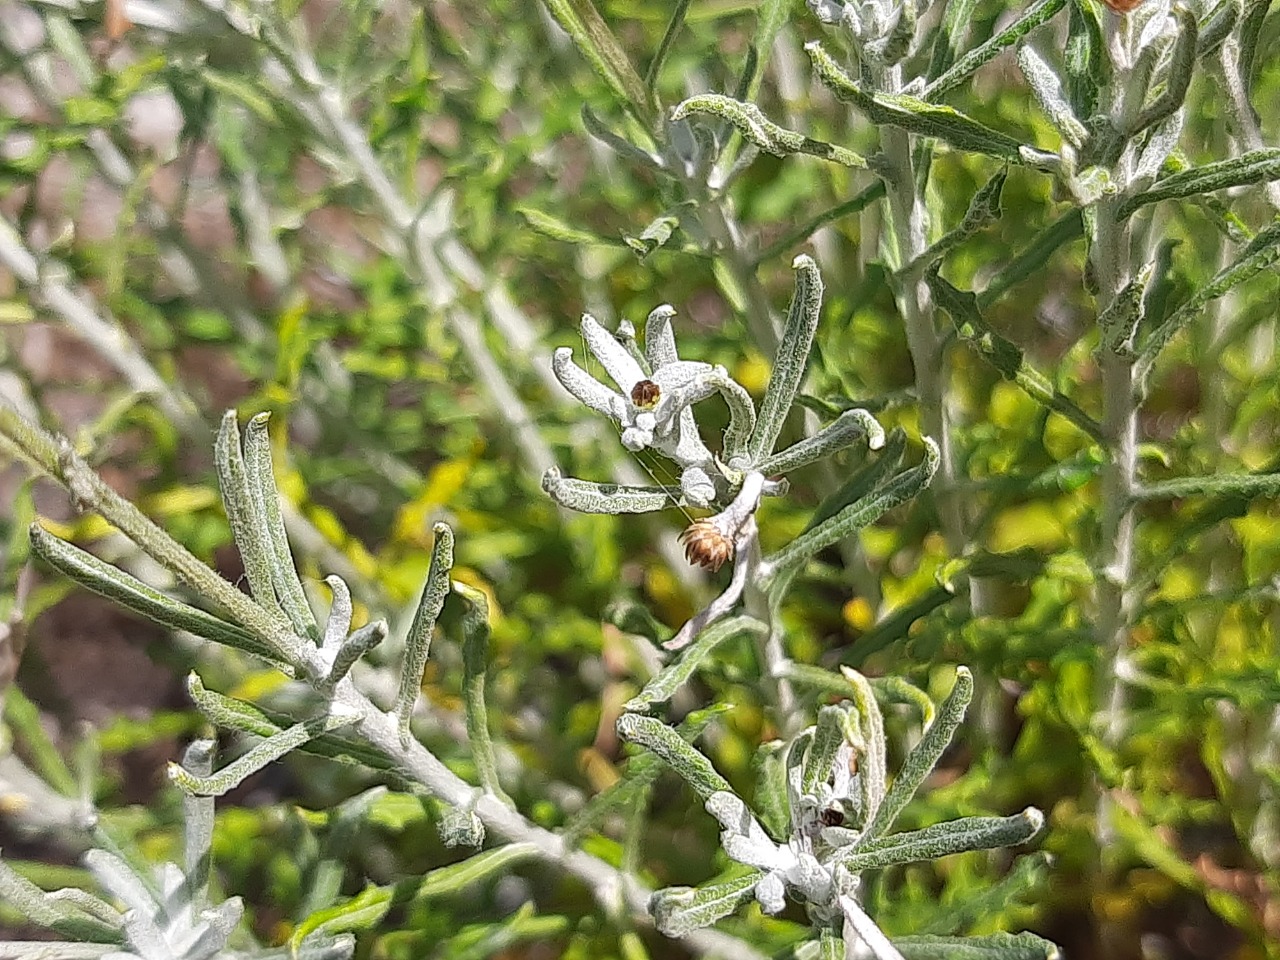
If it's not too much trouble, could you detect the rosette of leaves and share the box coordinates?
[618,668,1058,959]
[0,741,353,960]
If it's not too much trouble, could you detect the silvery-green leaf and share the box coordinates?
[320,575,353,650]
[672,95,866,168]
[1137,219,1280,385]
[626,615,766,712]
[868,667,973,836]
[757,409,885,475]
[168,710,358,797]
[180,740,215,911]
[28,525,283,667]
[925,0,1067,100]
[649,872,763,937]
[0,858,122,943]
[1016,45,1087,148]
[762,439,939,578]
[243,413,318,644]
[892,932,1061,959]
[214,411,285,624]
[541,469,677,514]
[1118,148,1280,218]
[616,714,732,800]
[551,348,622,420]
[1129,5,1197,135]
[643,304,680,369]
[837,809,1044,870]
[624,213,681,259]
[417,844,538,899]
[808,43,1032,161]
[749,255,823,464]
[582,314,646,392]
[454,582,510,803]
[396,523,453,746]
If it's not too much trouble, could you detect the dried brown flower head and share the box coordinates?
[630,379,662,409]
[679,519,734,572]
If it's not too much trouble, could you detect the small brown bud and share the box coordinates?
[819,806,846,827]
[679,520,734,572]
[630,379,661,409]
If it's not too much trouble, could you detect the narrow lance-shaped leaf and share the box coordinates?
[1130,6,1197,134]
[322,619,386,690]
[742,0,789,100]
[321,575,353,650]
[804,428,907,534]
[290,885,392,954]
[705,368,757,464]
[1062,0,1104,122]
[214,411,285,624]
[0,858,122,943]
[1119,149,1280,219]
[626,615,766,712]
[624,212,681,259]
[453,582,510,803]
[563,706,730,845]
[978,209,1084,308]
[243,413,319,644]
[616,713,733,800]
[1016,45,1087,148]
[837,809,1044,871]
[892,932,1061,959]
[181,739,215,912]
[396,523,454,746]
[649,872,763,938]
[672,95,867,169]
[749,255,823,464]
[418,843,539,899]
[925,0,1067,100]
[754,182,887,267]
[802,704,850,798]
[763,438,939,578]
[539,0,656,124]
[1133,471,1280,502]
[927,269,1104,442]
[580,105,665,173]
[847,586,955,666]
[644,0,691,95]
[518,206,625,247]
[542,469,677,514]
[845,669,887,829]
[28,524,287,668]
[807,43,1039,163]
[1136,218,1280,390]
[168,709,359,797]
[903,168,1009,275]
[1097,262,1152,357]
[869,667,973,835]
[187,673,392,771]
[757,409,885,475]
[1196,0,1243,58]
[925,0,980,83]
